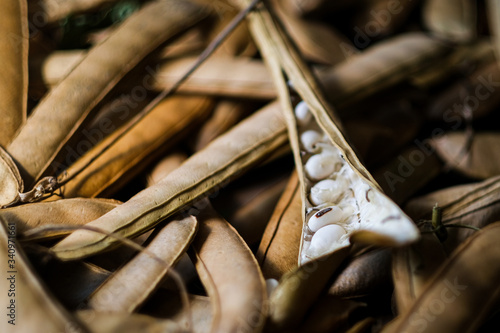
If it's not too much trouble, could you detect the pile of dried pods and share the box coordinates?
[2,0,500,332]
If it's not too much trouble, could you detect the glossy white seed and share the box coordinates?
[308,205,355,232]
[300,130,323,153]
[309,224,347,254]
[305,153,338,180]
[309,178,349,205]
[295,101,311,126]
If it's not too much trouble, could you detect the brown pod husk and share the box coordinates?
[38,0,122,23]
[141,289,213,333]
[61,96,213,198]
[352,0,419,40]
[0,146,24,207]
[147,152,188,187]
[424,61,500,122]
[297,294,365,333]
[51,101,288,260]
[223,173,289,246]
[319,33,450,107]
[7,0,208,185]
[392,232,447,314]
[329,248,392,298]
[373,145,443,205]
[272,0,356,66]
[0,221,88,333]
[77,310,183,333]
[383,222,500,333]
[88,215,198,313]
[257,171,302,280]
[423,0,476,43]
[432,132,500,180]
[0,0,28,147]
[193,100,250,151]
[189,202,267,333]
[3,198,120,240]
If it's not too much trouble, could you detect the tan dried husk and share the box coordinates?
[225,174,288,245]
[189,203,267,333]
[352,0,419,38]
[373,145,443,205]
[155,56,276,99]
[383,222,500,333]
[297,295,365,333]
[38,52,277,100]
[0,0,27,147]
[410,40,495,88]
[329,248,392,298]
[426,61,500,122]
[392,232,447,314]
[7,0,209,185]
[257,171,302,280]
[319,32,450,107]
[0,146,24,207]
[77,310,183,333]
[487,0,500,64]
[141,289,213,333]
[51,101,288,259]
[272,0,356,65]
[39,0,122,23]
[147,152,188,187]
[88,215,197,313]
[193,100,250,151]
[60,96,213,198]
[423,0,476,43]
[432,132,500,180]
[3,198,120,240]
[267,247,351,329]
[0,221,88,333]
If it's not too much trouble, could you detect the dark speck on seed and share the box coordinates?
[315,207,332,218]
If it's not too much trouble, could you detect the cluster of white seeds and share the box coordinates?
[295,101,418,264]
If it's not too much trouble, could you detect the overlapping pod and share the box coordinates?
[88,215,198,313]
[318,32,450,107]
[425,60,500,121]
[257,171,302,279]
[0,221,88,333]
[383,222,500,333]
[1,198,120,239]
[392,232,448,314]
[7,0,208,185]
[329,248,392,298]
[60,96,213,198]
[51,101,288,259]
[189,203,267,333]
[423,0,476,42]
[0,0,27,147]
[77,311,182,333]
[39,0,122,23]
[431,132,500,180]
[0,147,24,207]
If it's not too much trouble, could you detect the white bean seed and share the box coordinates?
[308,224,346,255]
[305,153,338,180]
[300,130,324,153]
[295,101,312,126]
